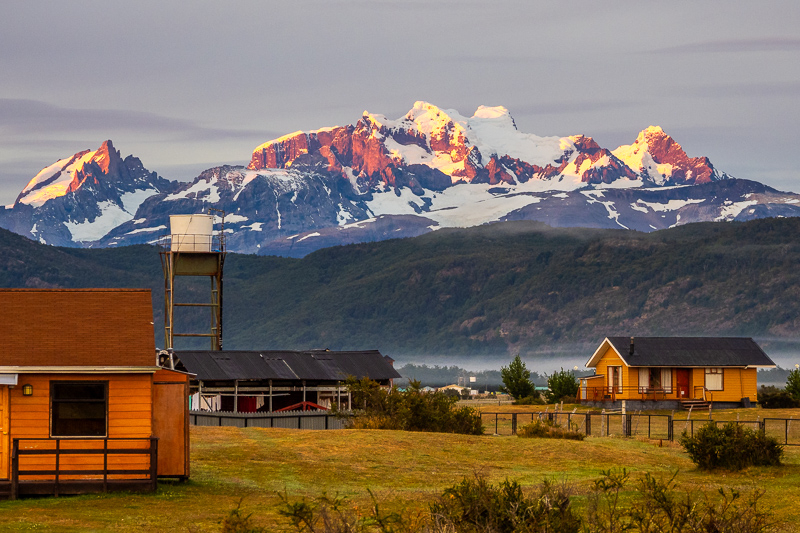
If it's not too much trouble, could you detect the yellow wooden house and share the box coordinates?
[579,337,775,409]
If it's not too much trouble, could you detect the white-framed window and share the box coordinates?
[661,368,672,394]
[608,366,622,393]
[705,368,724,391]
[638,368,673,393]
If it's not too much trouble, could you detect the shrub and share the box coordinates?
[758,389,800,409]
[679,422,783,470]
[500,355,535,400]
[587,469,774,533]
[342,377,484,435]
[429,475,581,533]
[513,394,545,406]
[544,368,579,403]
[275,472,775,532]
[517,419,585,441]
[221,500,266,533]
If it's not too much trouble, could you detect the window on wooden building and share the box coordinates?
[705,368,724,391]
[638,368,672,393]
[51,382,108,437]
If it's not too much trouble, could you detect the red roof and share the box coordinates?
[0,289,156,368]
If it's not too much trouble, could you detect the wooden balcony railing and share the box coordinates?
[10,437,158,500]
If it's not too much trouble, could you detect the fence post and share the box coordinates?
[625,414,632,437]
[585,413,591,436]
[150,437,159,492]
[54,439,60,498]
[10,439,18,500]
[511,414,517,435]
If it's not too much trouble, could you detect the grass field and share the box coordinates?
[0,418,799,531]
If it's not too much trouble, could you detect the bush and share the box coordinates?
[679,422,783,470]
[513,394,545,406]
[500,355,535,400]
[758,389,800,409]
[275,472,774,533]
[342,377,484,435]
[587,469,774,533]
[544,368,579,403]
[429,475,581,533]
[517,419,585,441]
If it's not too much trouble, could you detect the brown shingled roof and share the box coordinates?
[0,289,156,367]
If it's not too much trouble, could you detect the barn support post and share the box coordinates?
[234,380,239,413]
[269,380,273,412]
[303,381,306,404]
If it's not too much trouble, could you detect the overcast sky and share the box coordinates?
[1,1,798,205]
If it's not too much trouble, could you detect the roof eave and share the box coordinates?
[586,338,629,368]
[0,366,161,374]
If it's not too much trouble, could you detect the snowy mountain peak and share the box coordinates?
[612,126,722,186]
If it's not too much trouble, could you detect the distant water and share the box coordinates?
[394,348,800,375]
[393,353,587,374]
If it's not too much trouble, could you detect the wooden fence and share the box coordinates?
[480,412,800,445]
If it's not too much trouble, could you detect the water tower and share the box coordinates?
[159,211,226,350]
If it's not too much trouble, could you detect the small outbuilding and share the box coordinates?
[0,289,190,499]
[579,336,775,409]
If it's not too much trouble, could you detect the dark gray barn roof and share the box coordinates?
[598,337,775,368]
[176,349,401,382]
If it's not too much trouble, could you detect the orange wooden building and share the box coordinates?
[579,337,775,410]
[0,289,190,499]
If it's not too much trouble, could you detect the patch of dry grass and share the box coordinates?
[0,424,798,531]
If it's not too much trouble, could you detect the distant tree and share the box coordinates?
[500,355,534,400]
[785,368,800,400]
[545,368,579,403]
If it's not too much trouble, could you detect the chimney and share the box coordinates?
[629,337,635,356]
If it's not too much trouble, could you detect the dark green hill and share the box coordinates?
[2,218,800,358]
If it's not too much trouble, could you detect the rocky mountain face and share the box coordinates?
[3,103,800,256]
[0,140,176,246]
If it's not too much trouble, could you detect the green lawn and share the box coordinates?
[0,424,799,531]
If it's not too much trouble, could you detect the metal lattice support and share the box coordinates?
[158,211,226,351]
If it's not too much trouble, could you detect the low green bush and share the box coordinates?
[341,377,484,435]
[758,387,800,408]
[517,419,585,441]
[430,475,581,533]
[273,471,775,533]
[512,394,545,405]
[679,422,783,470]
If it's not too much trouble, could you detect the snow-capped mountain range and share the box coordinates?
[2,102,800,256]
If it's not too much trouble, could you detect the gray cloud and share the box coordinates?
[0,99,280,142]
[652,38,800,54]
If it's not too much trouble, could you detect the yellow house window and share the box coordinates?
[705,368,724,391]
[608,366,622,393]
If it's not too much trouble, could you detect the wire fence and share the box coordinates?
[189,409,800,445]
[480,412,800,445]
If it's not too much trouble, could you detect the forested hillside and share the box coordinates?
[2,218,800,358]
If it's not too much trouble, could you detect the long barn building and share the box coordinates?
[174,350,400,412]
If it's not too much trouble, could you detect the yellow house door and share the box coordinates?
[0,386,8,479]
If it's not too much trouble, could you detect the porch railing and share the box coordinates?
[10,437,158,500]
[578,385,714,402]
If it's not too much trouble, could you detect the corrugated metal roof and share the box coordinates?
[606,337,775,367]
[176,349,401,382]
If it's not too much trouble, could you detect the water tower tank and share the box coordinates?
[169,214,213,252]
